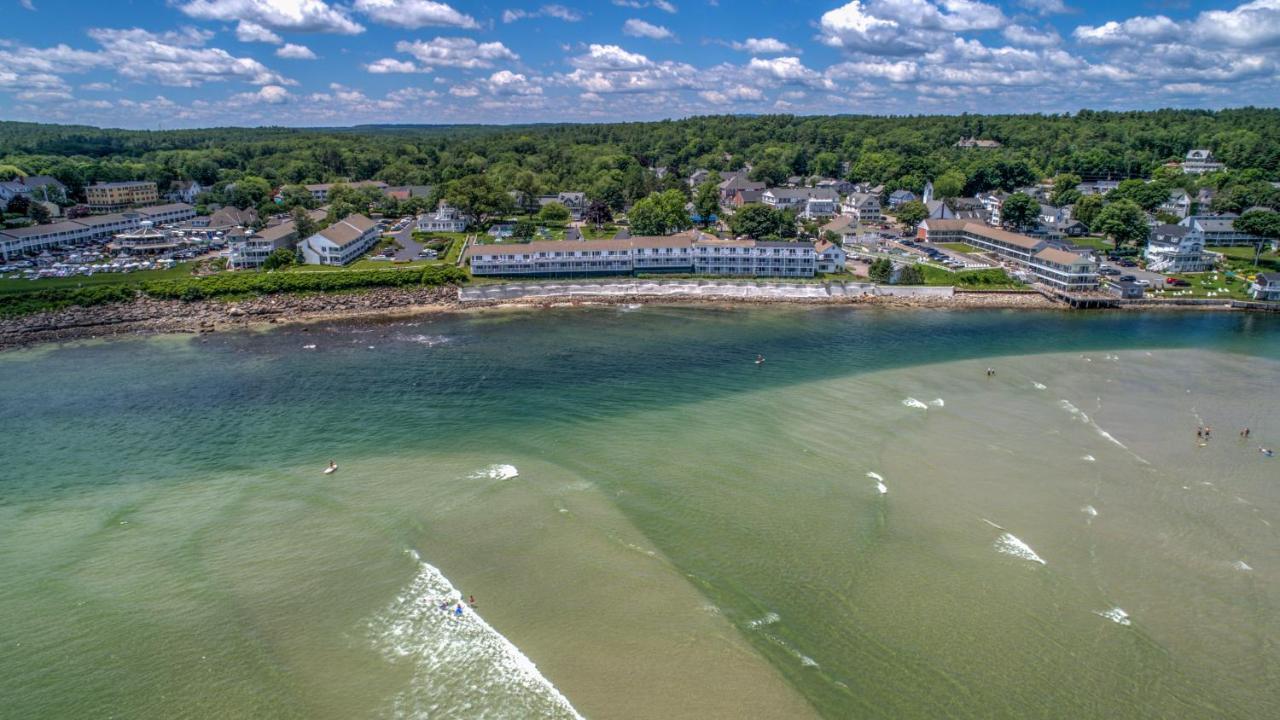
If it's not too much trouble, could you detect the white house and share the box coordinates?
[300,214,380,265]
[1159,189,1192,219]
[1145,224,1211,273]
[1179,216,1267,247]
[1182,149,1225,175]
[887,189,916,207]
[417,202,468,233]
[813,239,846,273]
[840,193,882,224]
[1249,273,1280,301]
[167,180,204,204]
[761,188,839,219]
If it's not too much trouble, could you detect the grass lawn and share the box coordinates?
[916,263,1024,289]
[1155,269,1253,300]
[1212,245,1280,271]
[1068,235,1115,252]
[936,242,979,253]
[0,262,196,295]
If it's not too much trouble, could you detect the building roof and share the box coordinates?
[1256,273,1280,285]
[317,214,377,246]
[1153,223,1189,238]
[845,193,879,206]
[1035,247,1092,266]
[822,216,856,234]
[922,219,1045,250]
[0,220,88,239]
[74,213,141,227]
[88,180,155,188]
[765,187,839,201]
[255,222,299,243]
[139,203,195,216]
[464,232,811,258]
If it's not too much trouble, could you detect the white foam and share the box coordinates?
[471,464,519,481]
[1082,505,1098,518]
[397,334,451,347]
[1234,560,1253,572]
[1081,455,1096,462]
[994,532,1046,565]
[902,397,929,410]
[368,550,584,719]
[303,344,317,349]
[866,471,885,482]
[1094,427,1128,450]
[747,612,781,629]
[1032,382,1047,390]
[1095,607,1131,626]
[1059,400,1088,423]
[929,398,945,408]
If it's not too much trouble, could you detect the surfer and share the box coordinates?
[1261,447,1274,457]
[324,460,338,474]
[755,354,765,365]
[454,604,464,617]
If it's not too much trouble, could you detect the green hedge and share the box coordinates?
[1,266,467,316]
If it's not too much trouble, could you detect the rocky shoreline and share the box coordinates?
[0,286,1080,351]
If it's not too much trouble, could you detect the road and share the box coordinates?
[1099,260,1166,286]
[390,220,424,261]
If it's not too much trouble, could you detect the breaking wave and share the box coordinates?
[471,464,519,481]
[747,612,781,629]
[929,398,945,407]
[1082,454,1096,462]
[1032,382,1047,390]
[1095,607,1131,626]
[1082,505,1098,518]
[866,471,888,495]
[367,550,583,719]
[1234,561,1253,572]
[396,334,452,347]
[984,520,1046,565]
[902,397,929,410]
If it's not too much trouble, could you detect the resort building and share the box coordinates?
[1145,224,1212,273]
[1249,273,1280,301]
[300,214,380,265]
[761,188,840,219]
[1178,215,1268,247]
[1182,149,1225,175]
[303,181,387,203]
[0,203,197,259]
[417,202,468,233]
[109,221,182,254]
[465,231,818,278]
[840,193,882,224]
[85,181,159,213]
[918,218,1098,291]
[227,221,300,269]
[813,239,846,273]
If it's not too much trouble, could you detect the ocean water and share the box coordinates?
[2,306,1280,719]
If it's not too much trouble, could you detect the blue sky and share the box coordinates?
[2,0,1278,128]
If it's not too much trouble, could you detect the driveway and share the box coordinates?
[1100,261,1166,286]
[391,221,423,261]
[566,226,582,241]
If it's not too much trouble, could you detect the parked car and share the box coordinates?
[1099,267,1120,276]
[1119,274,1137,282]
[1165,278,1190,287]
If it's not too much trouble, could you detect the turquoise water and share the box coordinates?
[2,307,1279,718]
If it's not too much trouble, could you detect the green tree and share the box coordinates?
[1095,199,1149,248]
[229,175,272,209]
[537,202,571,223]
[1108,179,1169,212]
[1049,173,1083,207]
[1001,193,1040,229]
[933,170,966,200]
[692,180,720,227]
[445,174,513,227]
[1236,210,1280,240]
[512,218,537,240]
[261,247,297,270]
[6,194,31,216]
[727,204,794,239]
[868,257,893,283]
[27,201,51,224]
[628,189,691,236]
[1073,194,1105,230]
[290,205,319,240]
[897,264,924,285]
[811,151,841,179]
[893,200,929,232]
[584,200,612,229]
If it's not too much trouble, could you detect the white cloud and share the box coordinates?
[503,4,583,22]
[19,0,35,9]
[1002,24,1060,47]
[395,37,519,68]
[276,43,317,59]
[747,57,834,89]
[730,37,797,54]
[86,27,292,87]
[699,86,763,104]
[365,58,423,73]
[1073,16,1179,46]
[1074,2,1280,50]
[232,84,292,104]
[623,18,674,40]
[612,0,677,12]
[569,44,653,71]
[81,82,116,91]
[819,0,1006,55]
[176,0,364,34]
[449,85,480,97]
[352,0,480,30]
[1018,0,1069,14]
[486,70,543,95]
[235,21,282,44]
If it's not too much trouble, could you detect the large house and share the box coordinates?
[0,203,195,259]
[955,137,1002,149]
[1182,149,1225,175]
[1178,216,1267,247]
[761,188,839,219]
[1249,273,1280,301]
[813,239,846,274]
[303,180,387,203]
[918,218,1098,291]
[417,202,468,232]
[887,189,916,208]
[85,181,159,213]
[1159,189,1192,219]
[1,175,67,205]
[300,214,380,265]
[841,193,882,224]
[227,221,300,269]
[1145,224,1211,273]
[718,174,766,204]
[183,206,259,233]
[166,180,204,204]
[465,231,818,278]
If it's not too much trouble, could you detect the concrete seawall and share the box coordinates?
[460,279,956,302]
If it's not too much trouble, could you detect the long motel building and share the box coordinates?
[465,231,819,278]
[0,203,196,260]
[918,219,1099,291]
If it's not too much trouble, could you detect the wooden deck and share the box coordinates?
[1034,284,1120,309]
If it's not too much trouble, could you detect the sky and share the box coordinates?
[2,0,1279,129]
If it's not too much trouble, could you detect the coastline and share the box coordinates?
[0,283,1258,351]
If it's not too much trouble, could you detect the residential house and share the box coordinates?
[184,206,258,232]
[1249,273,1280,301]
[383,185,433,202]
[813,239,846,273]
[304,180,388,203]
[227,221,300,269]
[1145,224,1212,273]
[167,180,204,204]
[416,202,468,233]
[840,193,882,224]
[1182,149,1225,175]
[1195,187,1216,210]
[3,175,67,204]
[1108,280,1145,299]
[1178,215,1267,247]
[85,181,158,213]
[300,214,380,265]
[1076,180,1121,197]
[537,191,587,219]
[821,216,858,244]
[762,188,839,219]
[887,189,916,208]
[0,180,32,206]
[1160,189,1192,219]
[687,169,712,188]
[955,137,1002,149]
[918,218,1099,291]
[730,188,764,208]
[718,174,766,204]
[815,178,856,196]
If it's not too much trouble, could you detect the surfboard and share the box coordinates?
[324,465,338,474]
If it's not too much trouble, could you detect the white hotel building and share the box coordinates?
[918,219,1099,291]
[0,203,196,260]
[300,214,381,265]
[465,231,819,278]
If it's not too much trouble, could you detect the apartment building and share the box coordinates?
[0,203,196,259]
[303,181,388,203]
[1178,215,1267,247]
[300,214,380,265]
[85,181,158,213]
[1145,224,1212,273]
[228,221,300,269]
[918,218,1098,291]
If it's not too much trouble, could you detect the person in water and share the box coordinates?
[1262,447,1274,457]
[756,354,765,364]
[469,595,476,606]
[454,604,464,617]
[328,460,337,471]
